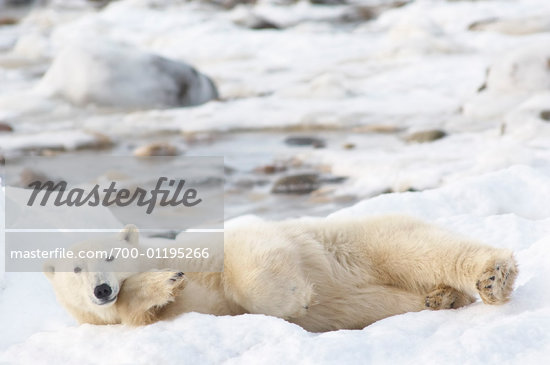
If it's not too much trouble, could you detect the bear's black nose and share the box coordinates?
[94,284,112,300]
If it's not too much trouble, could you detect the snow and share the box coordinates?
[2,0,550,363]
[36,41,218,108]
[0,129,110,152]
[2,167,550,363]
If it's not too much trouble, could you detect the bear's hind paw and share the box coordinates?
[425,284,475,310]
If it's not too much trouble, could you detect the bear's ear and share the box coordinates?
[43,261,55,280]
[119,224,139,245]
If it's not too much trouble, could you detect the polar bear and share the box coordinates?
[44,215,518,332]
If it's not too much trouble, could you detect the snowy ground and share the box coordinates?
[1,0,550,363]
[2,166,550,364]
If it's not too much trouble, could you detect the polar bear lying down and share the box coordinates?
[44,215,518,332]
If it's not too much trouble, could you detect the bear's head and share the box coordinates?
[43,225,141,322]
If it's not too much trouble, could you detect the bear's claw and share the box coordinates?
[169,272,185,282]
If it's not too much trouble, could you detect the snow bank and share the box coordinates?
[2,166,550,364]
[469,15,550,36]
[35,41,218,109]
[485,43,550,94]
[464,40,550,120]
[0,129,111,153]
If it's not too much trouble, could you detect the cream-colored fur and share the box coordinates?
[45,215,518,332]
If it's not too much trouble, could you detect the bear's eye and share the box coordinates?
[74,267,82,274]
[106,256,114,262]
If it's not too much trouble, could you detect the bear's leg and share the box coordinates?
[301,284,443,331]
[365,231,518,304]
[116,271,186,326]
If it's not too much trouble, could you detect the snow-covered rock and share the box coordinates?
[36,41,219,109]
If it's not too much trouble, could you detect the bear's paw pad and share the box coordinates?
[425,285,475,310]
[476,258,518,305]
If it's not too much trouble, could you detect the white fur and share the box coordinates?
[45,215,518,331]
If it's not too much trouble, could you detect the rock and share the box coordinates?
[0,122,13,132]
[19,168,62,190]
[133,142,180,157]
[271,173,346,194]
[224,165,237,175]
[540,110,550,121]
[233,13,280,30]
[0,18,18,26]
[405,130,446,143]
[36,41,219,109]
[271,174,320,194]
[310,0,346,5]
[340,2,409,23]
[207,0,256,9]
[352,125,402,134]
[284,136,326,148]
[468,18,499,32]
[339,6,377,23]
[318,175,347,184]
[342,143,355,150]
[233,178,270,190]
[78,132,113,151]
[254,164,287,174]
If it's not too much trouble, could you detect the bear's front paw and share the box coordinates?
[425,284,475,310]
[137,270,187,307]
[476,257,518,305]
[117,271,187,326]
[157,271,187,299]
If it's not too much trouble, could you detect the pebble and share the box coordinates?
[405,130,446,143]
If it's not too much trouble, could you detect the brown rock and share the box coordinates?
[0,122,13,132]
[405,130,447,143]
[254,164,287,174]
[133,142,180,157]
[271,174,320,194]
[77,132,113,150]
[343,143,355,150]
[468,18,499,31]
[19,168,62,189]
[352,124,402,134]
[0,18,18,26]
